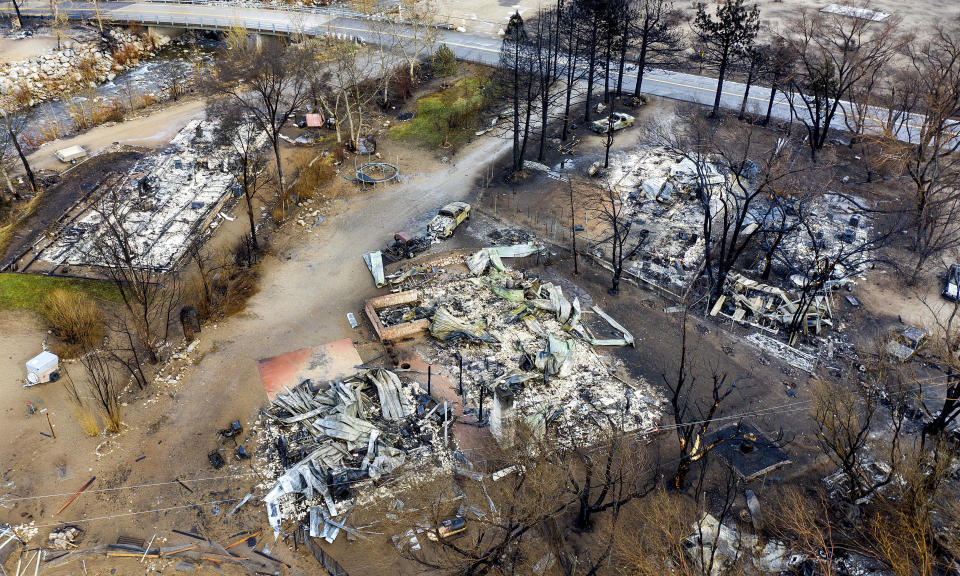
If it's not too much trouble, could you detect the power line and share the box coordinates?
[1,472,258,504]
[29,497,244,530]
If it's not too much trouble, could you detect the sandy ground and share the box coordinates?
[434,0,956,37]
[0,34,60,64]
[751,0,959,37]
[25,98,207,172]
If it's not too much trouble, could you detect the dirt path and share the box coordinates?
[0,35,60,64]
[25,98,207,172]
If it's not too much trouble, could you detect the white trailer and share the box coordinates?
[25,351,59,386]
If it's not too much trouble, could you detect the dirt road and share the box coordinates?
[26,98,206,172]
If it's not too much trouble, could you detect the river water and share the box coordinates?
[20,37,221,147]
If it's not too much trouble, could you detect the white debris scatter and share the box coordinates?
[13,523,38,543]
[597,147,725,291]
[42,119,266,270]
[417,253,663,444]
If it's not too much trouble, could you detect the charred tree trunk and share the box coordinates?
[584,13,599,123]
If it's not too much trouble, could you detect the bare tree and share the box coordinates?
[499,12,537,175]
[48,0,68,50]
[557,1,587,142]
[693,0,760,118]
[630,0,685,99]
[783,4,901,159]
[762,35,796,126]
[0,109,37,196]
[210,100,270,251]
[531,8,563,163]
[666,307,741,491]
[394,0,439,82]
[575,0,614,123]
[650,108,807,306]
[772,488,840,576]
[312,41,379,151]
[777,197,887,345]
[585,181,646,295]
[879,27,960,282]
[812,377,903,504]
[213,41,312,209]
[7,0,22,28]
[87,189,180,369]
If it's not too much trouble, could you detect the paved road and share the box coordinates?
[7,0,924,141]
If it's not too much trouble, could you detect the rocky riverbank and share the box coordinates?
[0,28,175,111]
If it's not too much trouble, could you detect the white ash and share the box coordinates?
[416,260,663,445]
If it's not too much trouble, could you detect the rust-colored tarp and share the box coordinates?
[257,338,363,400]
[305,113,325,127]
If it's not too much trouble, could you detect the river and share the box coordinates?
[19,35,221,148]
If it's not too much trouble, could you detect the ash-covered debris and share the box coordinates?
[382,233,433,264]
[256,369,451,541]
[417,249,663,445]
[377,304,434,327]
[487,228,533,246]
[595,147,725,291]
[42,118,266,270]
[713,272,835,337]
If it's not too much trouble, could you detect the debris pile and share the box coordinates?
[711,272,834,337]
[377,304,434,327]
[257,369,448,541]
[416,248,662,443]
[47,526,82,550]
[598,147,725,291]
[685,513,793,576]
[41,119,265,270]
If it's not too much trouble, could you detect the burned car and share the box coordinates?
[428,202,471,239]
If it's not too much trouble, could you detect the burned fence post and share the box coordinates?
[456,353,463,398]
[427,364,432,397]
[478,384,485,421]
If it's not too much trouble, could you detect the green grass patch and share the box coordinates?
[0,273,122,312]
[390,75,492,150]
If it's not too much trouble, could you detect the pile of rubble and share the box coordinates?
[0,29,171,110]
[415,247,663,444]
[47,526,82,550]
[256,369,450,542]
[711,272,835,337]
[597,147,726,292]
[42,118,263,270]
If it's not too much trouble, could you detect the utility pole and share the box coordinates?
[569,180,578,274]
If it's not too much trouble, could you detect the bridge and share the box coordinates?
[3,0,931,142]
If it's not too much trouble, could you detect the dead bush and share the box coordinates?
[186,239,261,321]
[271,204,286,223]
[111,43,140,67]
[289,151,336,202]
[91,100,126,124]
[13,81,34,106]
[61,366,100,436]
[41,289,104,357]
